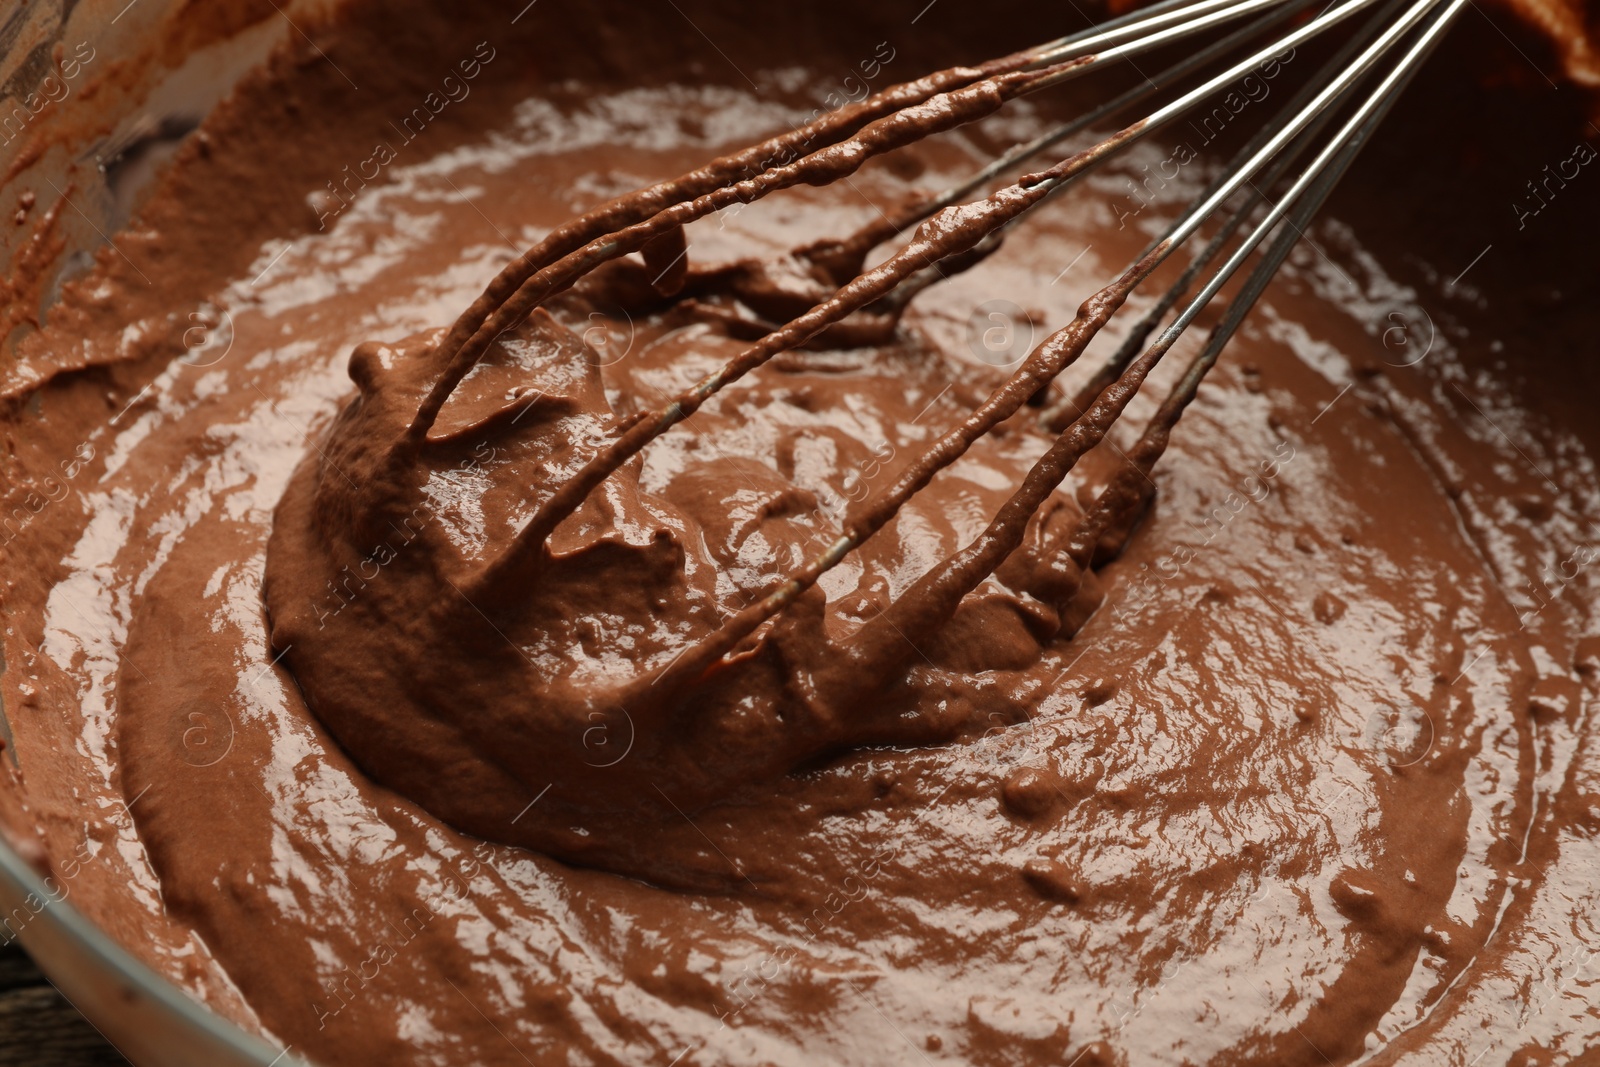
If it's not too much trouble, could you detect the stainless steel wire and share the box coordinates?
[422,0,1469,685]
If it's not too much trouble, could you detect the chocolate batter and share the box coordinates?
[3,1,1600,1064]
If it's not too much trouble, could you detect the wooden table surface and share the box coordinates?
[0,942,128,1065]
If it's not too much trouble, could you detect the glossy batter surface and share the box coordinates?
[3,2,1600,1065]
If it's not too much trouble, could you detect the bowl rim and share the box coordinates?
[0,827,297,1066]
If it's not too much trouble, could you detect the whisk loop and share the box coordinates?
[474,0,1458,640]
[263,0,1468,867]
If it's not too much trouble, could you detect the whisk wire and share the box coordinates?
[1064,0,1465,583]
[862,0,1468,654]
[479,0,1422,600]
[1042,0,1407,428]
[1028,0,1302,68]
[629,0,1466,694]
[837,0,1323,268]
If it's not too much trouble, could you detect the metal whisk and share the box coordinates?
[264,0,1467,870]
